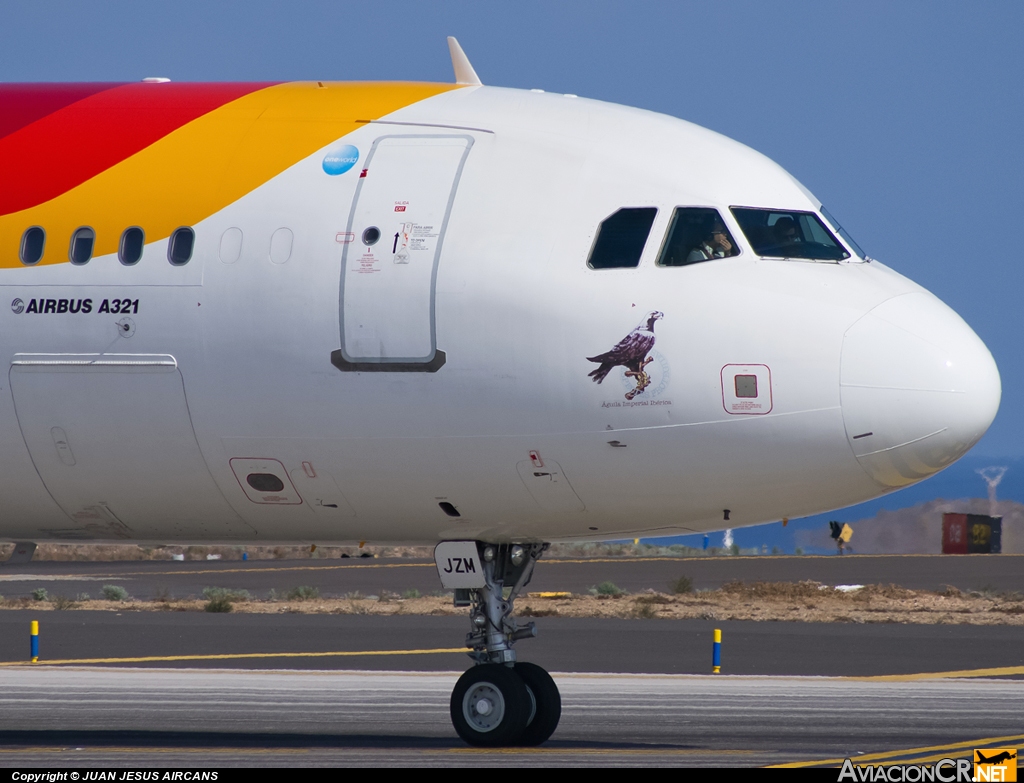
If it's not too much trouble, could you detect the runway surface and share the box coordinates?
[0,668,1022,767]
[2,553,1023,601]
[2,555,1023,766]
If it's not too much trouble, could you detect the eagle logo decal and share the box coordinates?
[587,311,663,400]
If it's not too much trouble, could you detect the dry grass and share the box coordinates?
[5,581,1024,625]
[0,543,433,562]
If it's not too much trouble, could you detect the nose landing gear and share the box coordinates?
[435,541,561,746]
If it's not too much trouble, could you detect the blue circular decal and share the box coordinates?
[322,145,360,176]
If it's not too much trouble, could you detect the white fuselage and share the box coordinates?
[0,86,1001,544]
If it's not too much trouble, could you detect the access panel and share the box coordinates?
[10,354,252,539]
[334,135,473,372]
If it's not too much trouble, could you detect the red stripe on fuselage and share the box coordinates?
[0,83,126,141]
[0,81,276,216]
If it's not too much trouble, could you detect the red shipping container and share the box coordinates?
[942,513,1002,553]
[942,513,968,554]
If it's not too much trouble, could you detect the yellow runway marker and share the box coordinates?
[0,647,465,667]
[849,665,1024,681]
[438,748,756,756]
[0,747,314,755]
[24,561,437,579]
[772,733,1024,768]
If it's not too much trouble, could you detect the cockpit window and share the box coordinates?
[820,206,866,260]
[730,207,850,261]
[587,207,657,269]
[657,207,739,267]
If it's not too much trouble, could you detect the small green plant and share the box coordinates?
[669,575,693,595]
[287,586,320,601]
[204,596,233,612]
[51,595,78,610]
[401,588,421,599]
[202,587,250,602]
[267,588,278,601]
[633,602,658,619]
[101,585,129,601]
[76,592,90,601]
[591,581,625,597]
[31,588,48,601]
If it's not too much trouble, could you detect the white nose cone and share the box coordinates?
[841,292,1001,488]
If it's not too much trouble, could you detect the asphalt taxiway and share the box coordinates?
[0,668,1022,767]
[1,555,1022,766]
[2,553,1022,600]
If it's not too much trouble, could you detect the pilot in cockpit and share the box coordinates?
[686,220,735,263]
[772,216,800,247]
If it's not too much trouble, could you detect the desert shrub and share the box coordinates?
[633,602,658,619]
[204,596,233,613]
[591,581,625,596]
[101,585,129,601]
[402,588,421,599]
[51,595,78,610]
[670,575,693,594]
[31,588,48,601]
[202,587,250,602]
[287,586,320,601]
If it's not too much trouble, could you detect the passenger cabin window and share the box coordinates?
[657,208,739,267]
[731,207,850,261]
[587,207,657,269]
[20,227,45,265]
[119,227,145,265]
[69,227,95,265]
[168,227,194,265]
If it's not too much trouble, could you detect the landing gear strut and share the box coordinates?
[434,541,561,746]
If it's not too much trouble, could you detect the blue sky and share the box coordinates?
[3,2,1022,543]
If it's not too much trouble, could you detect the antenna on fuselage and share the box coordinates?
[447,37,483,86]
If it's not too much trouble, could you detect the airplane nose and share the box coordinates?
[840,292,1001,488]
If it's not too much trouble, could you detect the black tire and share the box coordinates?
[515,662,561,746]
[450,664,531,747]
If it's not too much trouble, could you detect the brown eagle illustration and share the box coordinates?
[587,311,663,400]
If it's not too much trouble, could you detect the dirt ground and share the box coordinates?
[6,581,1024,625]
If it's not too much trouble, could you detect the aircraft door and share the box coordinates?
[9,354,253,539]
[333,135,473,372]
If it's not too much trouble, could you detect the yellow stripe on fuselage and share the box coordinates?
[0,81,459,268]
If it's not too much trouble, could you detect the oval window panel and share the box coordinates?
[168,227,195,266]
[20,227,46,265]
[269,227,293,264]
[119,227,145,265]
[220,227,242,264]
[69,227,95,265]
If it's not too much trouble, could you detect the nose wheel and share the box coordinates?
[436,541,562,746]
[451,664,530,746]
[450,662,562,747]
[515,661,561,746]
